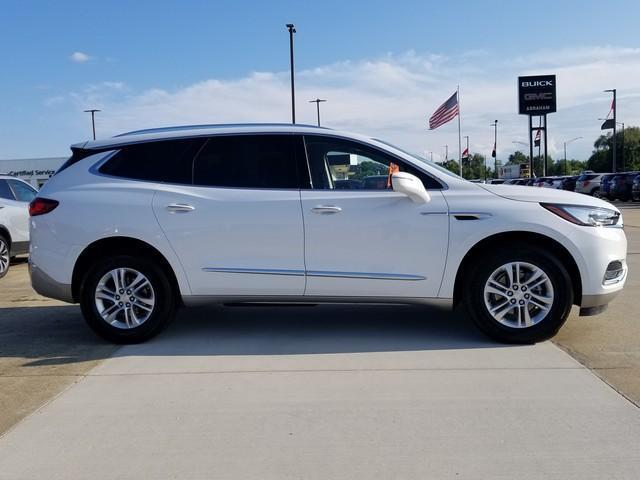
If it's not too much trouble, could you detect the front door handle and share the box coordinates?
[166,203,195,213]
[311,205,342,215]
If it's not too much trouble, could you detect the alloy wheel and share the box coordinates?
[483,261,554,328]
[0,239,8,276]
[94,268,156,329]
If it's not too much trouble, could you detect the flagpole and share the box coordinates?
[457,85,462,178]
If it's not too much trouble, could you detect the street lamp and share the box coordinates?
[604,89,616,171]
[84,109,101,140]
[462,135,469,179]
[286,24,296,124]
[490,120,498,178]
[309,98,326,126]
[599,118,625,171]
[563,137,582,175]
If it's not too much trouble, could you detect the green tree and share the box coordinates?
[507,150,528,165]
[462,153,489,180]
[587,126,640,172]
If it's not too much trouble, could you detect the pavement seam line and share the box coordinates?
[85,366,584,376]
[552,341,640,409]
[0,345,126,440]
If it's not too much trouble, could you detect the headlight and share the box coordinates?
[541,203,622,227]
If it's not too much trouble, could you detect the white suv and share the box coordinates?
[0,175,38,277]
[29,125,627,343]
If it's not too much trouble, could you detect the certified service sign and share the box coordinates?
[518,75,556,115]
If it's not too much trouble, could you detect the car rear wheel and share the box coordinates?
[464,244,573,344]
[0,236,9,279]
[80,255,176,343]
[591,187,601,198]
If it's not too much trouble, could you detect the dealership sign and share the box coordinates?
[518,75,556,115]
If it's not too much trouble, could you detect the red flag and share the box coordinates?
[462,147,469,159]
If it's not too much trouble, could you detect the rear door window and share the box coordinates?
[99,138,206,184]
[0,180,15,200]
[193,134,306,189]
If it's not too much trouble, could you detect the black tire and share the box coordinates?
[464,244,573,344]
[591,187,600,198]
[79,255,176,343]
[0,235,9,279]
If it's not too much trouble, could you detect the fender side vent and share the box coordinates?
[453,214,480,221]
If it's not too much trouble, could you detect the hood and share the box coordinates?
[478,184,619,211]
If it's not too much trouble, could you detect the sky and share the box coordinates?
[2,0,640,163]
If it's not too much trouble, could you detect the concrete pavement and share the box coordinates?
[1,304,639,479]
[554,203,640,406]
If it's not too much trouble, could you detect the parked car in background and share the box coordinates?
[561,176,579,192]
[600,174,616,200]
[546,177,569,189]
[28,124,627,344]
[487,179,505,184]
[334,179,363,190]
[632,174,640,202]
[575,173,609,198]
[610,172,640,202]
[0,175,38,278]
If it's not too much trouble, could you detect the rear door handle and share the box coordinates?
[166,203,195,213]
[311,205,342,215]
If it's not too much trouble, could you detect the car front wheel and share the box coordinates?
[0,236,9,278]
[465,244,573,344]
[80,255,176,343]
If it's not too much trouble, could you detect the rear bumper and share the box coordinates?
[29,259,74,303]
[9,241,29,256]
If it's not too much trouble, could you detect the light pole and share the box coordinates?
[286,24,296,124]
[463,135,469,178]
[84,109,101,140]
[563,137,582,175]
[600,118,625,170]
[490,120,498,178]
[604,89,616,172]
[441,145,448,162]
[309,98,326,126]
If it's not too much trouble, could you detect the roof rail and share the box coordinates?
[114,123,330,137]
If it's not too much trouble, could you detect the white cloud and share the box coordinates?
[62,46,640,162]
[70,51,91,63]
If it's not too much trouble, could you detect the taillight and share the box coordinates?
[29,198,59,216]
[583,180,590,187]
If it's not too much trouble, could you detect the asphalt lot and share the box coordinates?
[0,203,638,478]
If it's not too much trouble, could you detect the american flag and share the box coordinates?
[534,129,541,147]
[429,91,459,130]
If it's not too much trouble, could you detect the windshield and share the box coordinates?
[372,138,462,180]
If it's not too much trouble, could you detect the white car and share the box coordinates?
[0,175,38,277]
[28,124,627,343]
[576,173,609,197]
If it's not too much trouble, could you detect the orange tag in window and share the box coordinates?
[387,162,400,188]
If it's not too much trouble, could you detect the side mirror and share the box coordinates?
[391,172,431,203]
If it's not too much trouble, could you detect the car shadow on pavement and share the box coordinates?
[0,303,506,368]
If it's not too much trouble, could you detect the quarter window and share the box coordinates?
[193,135,304,189]
[7,179,37,202]
[99,138,206,184]
[304,136,441,190]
